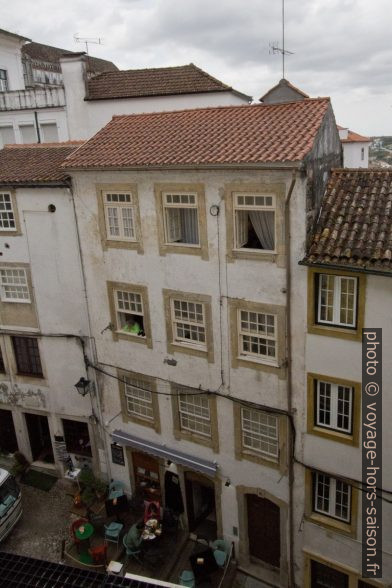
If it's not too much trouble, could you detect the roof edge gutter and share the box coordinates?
[0,182,69,189]
[298,260,392,278]
[63,162,304,173]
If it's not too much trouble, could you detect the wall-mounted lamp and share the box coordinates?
[225,478,231,487]
[74,377,91,396]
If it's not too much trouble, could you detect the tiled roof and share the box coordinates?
[0,143,83,184]
[63,98,331,169]
[303,169,392,273]
[86,63,249,100]
[22,42,118,74]
[259,78,309,102]
[342,130,371,143]
[0,28,31,42]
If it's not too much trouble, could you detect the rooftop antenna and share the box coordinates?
[73,34,103,55]
[269,0,294,78]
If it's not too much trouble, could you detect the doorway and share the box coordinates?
[185,471,217,541]
[247,494,280,568]
[0,409,18,454]
[310,560,349,587]
[25,413,54,463]
[132,451,161,500]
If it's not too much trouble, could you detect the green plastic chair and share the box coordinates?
[179,570,195,588]
[211,539,230,567]
[122,534,142,565]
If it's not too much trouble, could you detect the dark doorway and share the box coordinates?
[25,413,54,463]
[185,471,216,541]
[0,409,18,454]
[132,451,161,500]
[247,494,280,568]
[311,560,349,587]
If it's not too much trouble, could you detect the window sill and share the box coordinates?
[238,354,279,368]
[309,426,357,447]
[230,249,278,263]
[1,299,31,304]
[237,448,280,470]
[307,512,355,537]
[174,427,217,452]
[308,323,361,341]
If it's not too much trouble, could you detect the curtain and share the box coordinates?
[249,210,275,250]
[180,208,199,244]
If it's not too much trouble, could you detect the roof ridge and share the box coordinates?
[4,141,84,149]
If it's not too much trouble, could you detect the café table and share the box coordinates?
[189,547,219,581]
[75,521,95,558]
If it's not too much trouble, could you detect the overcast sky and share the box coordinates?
[3,0,391,135]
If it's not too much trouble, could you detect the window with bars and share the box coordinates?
[0,70,8,92]
[313,473,351,522]
[104,192,137,242]
[0,268,30,302]
[12,336,43,377]
[234,194,275,251]
[171,298,206,348]
[315,380,353,434]
[0,193,16,231]
[163,193,199,245]
[317,274,357,328]
[178,391,211,437]
[241,407,279,459]
[115,289,145,337]
[238,309,277,362]
[62,419,92,456]
[124,375,154,421]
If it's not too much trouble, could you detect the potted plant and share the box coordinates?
[10,452,30,481]
[79,467,107,506]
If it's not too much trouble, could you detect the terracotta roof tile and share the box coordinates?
[86,63,249,100]
[303,169,392,273]
[0,143,82,184]
[63,98,331,169]
[341,130,371,143]
[22,42,118,74]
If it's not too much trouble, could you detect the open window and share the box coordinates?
[234,194,275,251]
[163,192,199,245]
[115,289,145,337]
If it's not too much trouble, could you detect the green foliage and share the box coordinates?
[10,452,30,478]
[79,467,107,505]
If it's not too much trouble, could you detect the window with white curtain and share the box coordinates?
[104,192,137,241]
[163,193,199,245]
[234,193,275,251]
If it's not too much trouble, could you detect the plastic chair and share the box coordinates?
[122,534,142,565]
[104,521,124,547]
[179,570,195,588]
[108,480,126,499]
[88,543,107,565]
[211,539,230,567]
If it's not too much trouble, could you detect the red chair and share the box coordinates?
[89,543,107,565]
[144,499,161,523]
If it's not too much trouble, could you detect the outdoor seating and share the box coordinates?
[122,533,142,565]
[88,543,107,565]
[179,570,195,588]
[211,539,230,567]
[108,479,126,499]
[104,521,124,547]
[70,517,88,548]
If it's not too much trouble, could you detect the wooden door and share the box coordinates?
[311,560,349,587]
[246,494,280,568]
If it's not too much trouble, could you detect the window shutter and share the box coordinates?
[236,211,248,247]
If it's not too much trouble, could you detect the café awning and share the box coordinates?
[111,430,218,477]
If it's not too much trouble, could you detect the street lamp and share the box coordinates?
[74,377,91,396]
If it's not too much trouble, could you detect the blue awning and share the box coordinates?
[111,430,218,476]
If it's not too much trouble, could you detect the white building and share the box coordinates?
[62,97,341,587]
[338,126,372,168]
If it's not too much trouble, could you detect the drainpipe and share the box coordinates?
[285,169,297,588]
[34,112,41,143]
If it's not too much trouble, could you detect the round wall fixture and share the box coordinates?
[48,204,56,213]
[209,204,220,216]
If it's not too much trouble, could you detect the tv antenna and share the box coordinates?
[74,34,103,55]
[269,0,294,79]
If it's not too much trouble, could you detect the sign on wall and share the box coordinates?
[111,443,125,466]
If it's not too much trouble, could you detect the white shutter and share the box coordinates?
[236,211,248,247]
[166,208,182,242]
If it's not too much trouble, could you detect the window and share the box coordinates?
[124,375,153,421]
[313,473,351,523]
[19,124,36,143]
[0,193,16,231]
[0,70,8,92]
[40,122,59,143]
[310,560,349,588]
[115,289,145,337]
[0,126,15,147]
[12,336,43,377]
[0,347,5,373]
[178,393,211,437]
[241,407,279,459]
[62,419,92,456]
[361,147,365,161]
[163,192,199,245]
[234,193,275,251]
[0,268,30,302]
[315,380,353,434]
[317,274,357,328]
[104,192,137,242]
[171,298,206,348]
[238,309,277,363]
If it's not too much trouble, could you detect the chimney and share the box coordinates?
[60,53,90,140]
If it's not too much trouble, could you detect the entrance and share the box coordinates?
[247,494,280,568]
[0,409,18,454]
[185,471,216,541]
[132,451,161,500]
[25,413,54,463]
[310,560,349,587]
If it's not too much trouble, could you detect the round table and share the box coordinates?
[75,522,94,541]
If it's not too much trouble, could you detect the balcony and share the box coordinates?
[0,87,66,111]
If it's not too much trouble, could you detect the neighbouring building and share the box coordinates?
[0,143,107,479]
[338,126,372,168]
[62,97,341,587]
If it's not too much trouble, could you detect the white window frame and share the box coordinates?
[178,392,211,437]
[314,473,351,523]
[241,407,279,460]
[0,69,8,92]
[124,375,154,421]
[317,274,358,328]
[104,192,137,242]
[162,192,200,246]
[233,193,276,252]
[316,380,353,434]
[171,298,206,350]
[114,289,145,337]
[238,309,278,365]
[0,268,30,302]
[0,192,16,231]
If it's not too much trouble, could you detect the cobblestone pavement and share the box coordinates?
[0,478,73,562]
